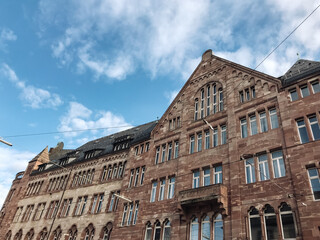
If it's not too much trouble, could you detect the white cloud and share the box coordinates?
[165,90,179,104]
[0,146,35,207]
[0,64,63,109]
[0,28,17,51]
[58,102,133,143]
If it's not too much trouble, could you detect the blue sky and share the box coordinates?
[1,0,320,205]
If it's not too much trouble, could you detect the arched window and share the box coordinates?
[264,204,278,240]
[101,166,107,181]
[213,214,223,239]
[200,89,205,119]
[90,169,95,183]
[201,216,210,240]
[81,172,87,185]
[24,229,34,240]
[154,221,161,240]
[86,170,91,184]
[38,228,47,240]
[5,230,11,240]
[67,225,77,240]
[14,229,22,240]
[145,222,152,240]
[102,222,113,240]
[163,220,171,240]
[249,207,262,240]
[52,226,62,240]
[190,217,199,240]
[279,203,296,238]
[84,224,95,240]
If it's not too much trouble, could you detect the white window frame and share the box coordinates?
[197,133,202,152]
[272,151,285,178]
[193,170,200,188]
[158,179,165,201]
[245,158,255,184]
[167,177,175,199]
[150,182,157,202]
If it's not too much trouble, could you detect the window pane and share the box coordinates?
[145,228,152,240]
[269,109,278,129]
[265,215,279,240]
[214,219,223,239]
[312,81,320,93]
[309,116,320,140]
[281,213,296,238]
[259,112,268,133]
[202,221,210,240]
[249,217,262,240]
[191,219,199,240]
[250,115,258,135]
[163,227,171,240]
[290,89,298,101]
[154,228,161,240]
[241,119,248,138]
[300,85,310,97]
[297,120,309,143]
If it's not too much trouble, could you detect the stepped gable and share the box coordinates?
[280,59,320,86]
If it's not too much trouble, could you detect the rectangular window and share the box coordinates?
[259,112,268,133]
[158,179,165,201]
[161,144,166,163]
[127,203,134,226]
[213,85,217,114]
[135,146,139,156]
[167,142,172,160]
[190,135,195,154]
[213,127,218,147]
[239,91,244,103]
[309,115,320,140]
[194,100,199,120]
[146,142,150,152]
[207,85,211,116]
[219,89,223,111]
[269,108,279,129]
[174,141,179,158]
[108,193,115,212]
[205,131,210,149]
[140,144,144,154]
[214,165,222,184]
[250,115,258,135]
[168,177,175,199]
[289,89,298,101]
[307,168,320,200]
[311,80,320,93]
[203,168,210,186]
[133,202,139,225]
[251,86,256,98]
[128,169,134,188]
[96,194,104,213]
[241,118,248,138]
[201,89,205,118]
[134,168,140,187]
[300,85,310,98]
[197,133,202,152]
[272,151,285,178]
[155,147,160,164]
[258,154,270,181]
[91,195,98,214]
[221,125,227,144]
[297,119,309,143]
[193,170,200,188]
[140,166,145,185]
[245,89,250,101]
[245,158,256,184]
[150,182,157,202]
[121,204,128,226]
[80,196,87,215]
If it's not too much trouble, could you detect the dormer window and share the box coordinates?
[84,150,102,159]
[59,158,68,166]
[194,82,224,120]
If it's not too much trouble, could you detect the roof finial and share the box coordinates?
[297,52,300,60]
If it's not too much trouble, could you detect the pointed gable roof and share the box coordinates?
[280,59,320,86]
[29,146,49,163]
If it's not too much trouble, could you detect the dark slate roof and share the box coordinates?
[31,120,158,175]
[280,59,320,86]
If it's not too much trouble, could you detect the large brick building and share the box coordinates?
[1,50,320,240]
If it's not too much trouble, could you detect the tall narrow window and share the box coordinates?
[150,182,157,202]
[214,214,223,239]
[245,89,250,101]
[112,165,118,179]
[201,89,205,118]
[133,202,139,225]
[140,167,145,185]
[154,221,161,240]
[258,154,270,181]
[259,112,268,133]
[118,163,123,178]
[269,108,279,129]
[193,170,200,188]
[241,118,248,138]
[219,88,223,111]
[127,203,134,226]
[279,203,297,238]
[121,204,128,226]
[91,195,98,214]
[311,80,320,93]
[145,223,152,240]
[289,89,298,101]
[194,99,199,120]
[307,168,320,200]
[249,207,262,240]
[190,218,199,240]
[205,131,210,149]
[159,179,165,201]
[168,177,175,199]
[308,115,320,140]
[264,205,279,240]
[190,135,195,154]
[155,147,160,164]
[214,165,223,184]
[167,142,172,161]
[245,158,256,184]
[251,86,256,98]
[107,166,112,179]
[134,168,140,187]
[128,170,134,188]
[221,125,227,144]
[250,115,258,135]
[240,91,244,103]
[297,119,309,143]
[80,196,87,215]
[96,194,104,213]
[108,193,115,212]
[161,144,166,163]
[272,151,285,178]
[174,141,179,159]
[203,168,210,186]
[101,167,107,181]
[300,85,310,98]
[202,216,211,240]
[163,221,171,240]
[207,85,211,116]
[213,127,218,147]
[213,84,217,114]
[197,133,202,152]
